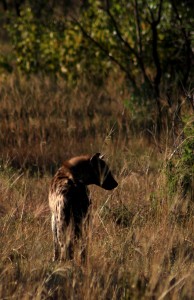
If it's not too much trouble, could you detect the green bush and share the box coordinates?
[6,6,112,82]
[7,8,80,79]
[167,116,194,201]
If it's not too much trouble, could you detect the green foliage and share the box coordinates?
[167,116,194,200]
[7,8,40,73]
[6,6,113,82]
[6,2,194,79]
[0,53,13,73]
[7,8,83,80]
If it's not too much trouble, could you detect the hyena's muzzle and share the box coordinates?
[90,153,118,190]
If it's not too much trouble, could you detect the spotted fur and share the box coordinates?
[49,153,118,261]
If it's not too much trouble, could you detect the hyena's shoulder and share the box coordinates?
[50,166,73,194]
[49,166,74,210]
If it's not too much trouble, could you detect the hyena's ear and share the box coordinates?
[90,153,104,164]
[99,153,105,160]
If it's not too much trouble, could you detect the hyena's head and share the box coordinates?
[90,153,118,190]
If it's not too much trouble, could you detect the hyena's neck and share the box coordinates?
[63,155,95,185]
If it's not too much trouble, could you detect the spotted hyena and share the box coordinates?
[49,153,118,261]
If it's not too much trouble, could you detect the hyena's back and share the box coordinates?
[49,166,90,228]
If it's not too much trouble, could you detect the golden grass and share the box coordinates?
[0,74,194,299]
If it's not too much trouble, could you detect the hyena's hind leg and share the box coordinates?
[54,202,66,262]
[56,201,75,261]
[51,213,60,261]
[51,204,73,261]
[79,213,91,264]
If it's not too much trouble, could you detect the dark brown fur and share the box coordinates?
[49,153,118,261]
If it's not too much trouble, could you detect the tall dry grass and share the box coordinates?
[0,73,132,173]
[0,74,194,299]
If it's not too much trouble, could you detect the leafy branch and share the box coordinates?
[71,15,137,87]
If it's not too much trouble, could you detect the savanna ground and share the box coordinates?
[0,74,194,300]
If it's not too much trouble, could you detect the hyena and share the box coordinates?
[49,153,118,261]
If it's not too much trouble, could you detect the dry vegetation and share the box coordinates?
[0,74,194,299]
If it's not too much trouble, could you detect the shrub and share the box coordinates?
[167,115,194,201]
